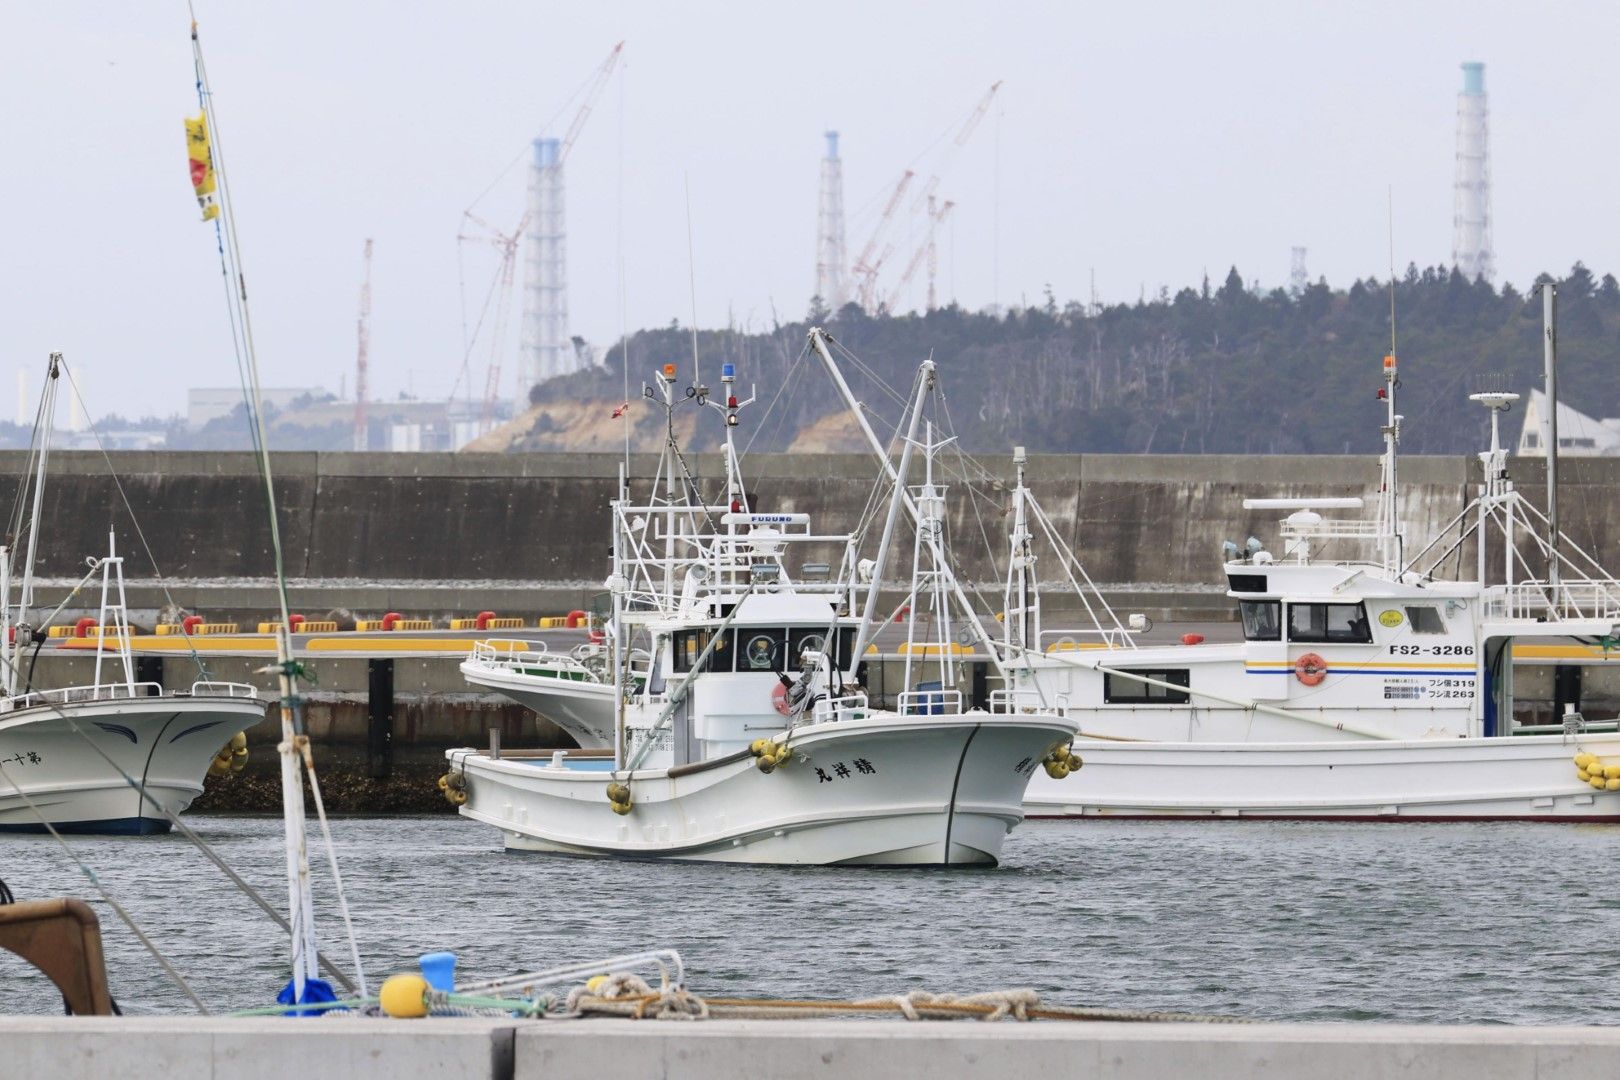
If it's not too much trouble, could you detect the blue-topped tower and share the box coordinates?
[1452,62,1494,284]
[522,136,568,389]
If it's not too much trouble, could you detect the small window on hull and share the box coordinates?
[1228,574,1268,593]
[1103,668,1191,705]
[1404,606,1446,634]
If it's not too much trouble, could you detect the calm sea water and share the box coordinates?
[3,816,1619,1024]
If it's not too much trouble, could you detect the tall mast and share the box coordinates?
[808,327,1007,678]
[17,354,60,625]
[1003,446,1039,656]
[850,363,932,663]
[1377,351,1401,572]
[1539,282,1560,586]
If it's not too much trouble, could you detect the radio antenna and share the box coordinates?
[1387,186,1397,356]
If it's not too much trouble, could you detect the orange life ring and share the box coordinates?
[771,682,791,716]
[1295,653,1329,686]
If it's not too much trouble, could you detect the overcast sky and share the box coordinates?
[4,1,1617,422]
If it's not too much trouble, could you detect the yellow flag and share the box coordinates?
[185,111,220,222]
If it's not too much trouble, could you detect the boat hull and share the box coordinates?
[448,713,1076,866]
[0,695,267,833]
[1024,731,1620,820]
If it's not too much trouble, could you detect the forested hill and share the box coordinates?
[516,263,1620,456]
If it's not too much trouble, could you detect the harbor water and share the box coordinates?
[3,816,1619,1024]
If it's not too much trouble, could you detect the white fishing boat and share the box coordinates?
[1011,349,1620,820]
[448,348,1078,865]
[460,639,618,747]
[0,356,263,834]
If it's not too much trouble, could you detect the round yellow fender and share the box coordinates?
[379,973,430,1018]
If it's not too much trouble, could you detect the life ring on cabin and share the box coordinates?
[1294,653,1329,686]
[771,682,791,717]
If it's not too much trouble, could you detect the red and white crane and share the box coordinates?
[352,238,372,451]
[849,81,1001,314]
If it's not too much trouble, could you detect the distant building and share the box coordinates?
[1517,389,1620,457]
[187,387,328,430]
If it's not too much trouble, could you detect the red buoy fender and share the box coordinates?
[771,682,791,716]
[1295,653,1329,686]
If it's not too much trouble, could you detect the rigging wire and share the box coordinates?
[0,757,209,1014]
[188,6,366,999]
[56,359,211,679]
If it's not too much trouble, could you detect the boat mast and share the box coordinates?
[850,362,932,665]
[611,462,627,768]
[807,328,1007,678]
[1002,446,1040,657]
[1377,351,1401,573]
[1539,281,1559,586]
[17,354,60,628]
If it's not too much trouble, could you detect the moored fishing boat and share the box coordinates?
[1009,353,1620,820]
[448,349,1078,864]
[0,356,263,834]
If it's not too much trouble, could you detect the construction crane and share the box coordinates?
[889,196,955,312]
[352,238,372,451]
[909,81,1000,215]
[850,81,1001,313]
[458,210,531,431]
[556,41,622,163]
[849,170,914,313]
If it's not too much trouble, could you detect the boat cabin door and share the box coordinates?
[1241,599,1289,701]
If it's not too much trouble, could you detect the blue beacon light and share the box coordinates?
[721,363,736,379]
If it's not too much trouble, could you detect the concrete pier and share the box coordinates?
[6,1017,1620,1079]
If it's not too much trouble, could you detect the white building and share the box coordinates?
[186,387,328,430]
[1517,388,1620,457]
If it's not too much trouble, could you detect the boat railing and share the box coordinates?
[897,688,963,716]
[1482,580,1620,624]
[988,688,1062,716]
[12,682,166,708]
[1279,518,1386,541]
[812,692,871,723]
[188,681,259,699]
[467,639,595,678]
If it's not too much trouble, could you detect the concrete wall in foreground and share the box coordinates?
[0,450,1606,593]
[6,1017,1620,1080]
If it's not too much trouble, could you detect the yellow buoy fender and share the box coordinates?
[379,973,430,1019]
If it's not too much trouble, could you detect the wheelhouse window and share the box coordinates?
[1240,600,1281,641]
[1103,668,1191,705]
[673,629,711,673]
[1404,606,1446,634]
[1228,574,1268,593]
[740,629,786,671]
[1287,603,1372,644]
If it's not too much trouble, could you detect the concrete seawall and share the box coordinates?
[6,1017,1620,1079]
[2,449,1607,613]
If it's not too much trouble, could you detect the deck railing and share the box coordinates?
[988,688,1062,716]
[897,688,962,716]
[1482,580,1620,624]
[812,693,871,724]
